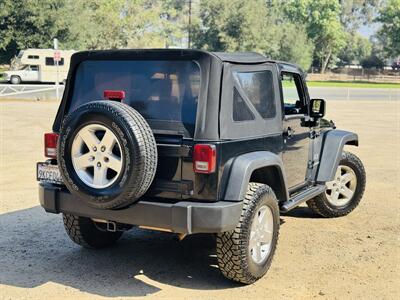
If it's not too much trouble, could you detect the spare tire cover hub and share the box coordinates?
[71,123,123,189]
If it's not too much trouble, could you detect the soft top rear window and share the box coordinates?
[70,60,200,136]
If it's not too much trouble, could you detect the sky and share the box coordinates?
[358,23,380,38]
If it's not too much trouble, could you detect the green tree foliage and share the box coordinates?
[0,0,67,63]
[60,0,189,50]
[283,0,346,73]
[192,0,314,70]
[0,0,389,72]
[360,54,385,69]
[339,0,381,30]
[338,33,372,65]
[376,0,400,57]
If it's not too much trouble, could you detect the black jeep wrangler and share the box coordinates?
[37,49,366,284]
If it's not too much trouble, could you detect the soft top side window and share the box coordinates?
[233,70,276,120]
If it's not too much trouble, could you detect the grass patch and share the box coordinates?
[305,80,400,89]
[0,67,6,79]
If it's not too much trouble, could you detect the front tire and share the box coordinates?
[63,214,123,248]
[10,76,21,84]
[307,151,366,217]
[216,183,280,284]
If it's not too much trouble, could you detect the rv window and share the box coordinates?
[28,55,39,59]
[30,66,39,71]
[45,57,64,66]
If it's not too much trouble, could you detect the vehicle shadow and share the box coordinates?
[0,206,239,297]
[281,206,324,219]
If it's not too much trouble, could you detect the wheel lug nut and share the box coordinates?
[97,162,101,167]
[93,146,97,152]
[89,156,95,161]
[104,157,109,163]
[101,146,106,152]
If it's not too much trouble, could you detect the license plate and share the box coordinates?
[37,162,63,184]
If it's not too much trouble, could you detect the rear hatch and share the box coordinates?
[66,59,201,199]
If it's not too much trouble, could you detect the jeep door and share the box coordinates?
[280,72,311,188]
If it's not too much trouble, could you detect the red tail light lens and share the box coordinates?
[104,90,125,101]
[44,133,59,158]
[193,144,216,174]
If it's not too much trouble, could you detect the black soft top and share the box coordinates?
[54,49,303,140]
[69,48,297,66]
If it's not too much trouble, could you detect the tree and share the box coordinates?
[360,54,385,69]
[0,0,67,63]
[283,0,346,73]
[339,0,381,30]
[193,0,268,52]
[60,0,191,50]
[376,0,400,57]
[268,22,314,71]
[338,33,372,66]
[193,0,314,70]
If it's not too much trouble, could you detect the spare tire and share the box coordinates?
[57,100,157,209]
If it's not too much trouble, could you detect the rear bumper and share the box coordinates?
[39,183,242,234]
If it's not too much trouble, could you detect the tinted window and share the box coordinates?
[232,88,255,121]
[45,57,64,66]
[234,71,276,119]
[71,60,200,135]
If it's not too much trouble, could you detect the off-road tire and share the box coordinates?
[216,183,280,284]
[63,213,123,248]
[307,151,366,217]
[58,100,157,209]
[10,76,21,84]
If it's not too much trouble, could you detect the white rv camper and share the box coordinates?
[1,49,75,84]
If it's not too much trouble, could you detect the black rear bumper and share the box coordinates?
[39,183,242,234]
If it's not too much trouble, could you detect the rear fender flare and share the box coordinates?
[220,151,289,202]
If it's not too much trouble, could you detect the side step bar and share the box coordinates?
[280,185,326,212]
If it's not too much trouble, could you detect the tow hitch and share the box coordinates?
[92,218,131,232]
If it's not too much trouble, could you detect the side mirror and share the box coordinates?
[310,99,325,119]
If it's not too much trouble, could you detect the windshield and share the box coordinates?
[70,60,200,136]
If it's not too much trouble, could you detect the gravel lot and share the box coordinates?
[0,99,399,299]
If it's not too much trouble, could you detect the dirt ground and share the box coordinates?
[0,99,399,299]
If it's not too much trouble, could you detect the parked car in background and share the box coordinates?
[391,60,400,71]
[1,49,75,84]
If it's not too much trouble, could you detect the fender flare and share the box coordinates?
[316,129,358,182]
[220,151,289,202]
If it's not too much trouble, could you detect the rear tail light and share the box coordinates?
[44,133,59,158]
[193,144,216,174]
[104,90,125,101]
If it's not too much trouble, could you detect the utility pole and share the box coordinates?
[53,38,60,101]
[188,0,192,48]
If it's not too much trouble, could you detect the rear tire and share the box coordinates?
[10,76,21,84]
[216,183,280,284]
[307,151,366,217]
[63,214,123,248]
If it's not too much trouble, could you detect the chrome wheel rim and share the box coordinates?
[71,124,123,189]
[249,205,274,264]
[325,165,357,207]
